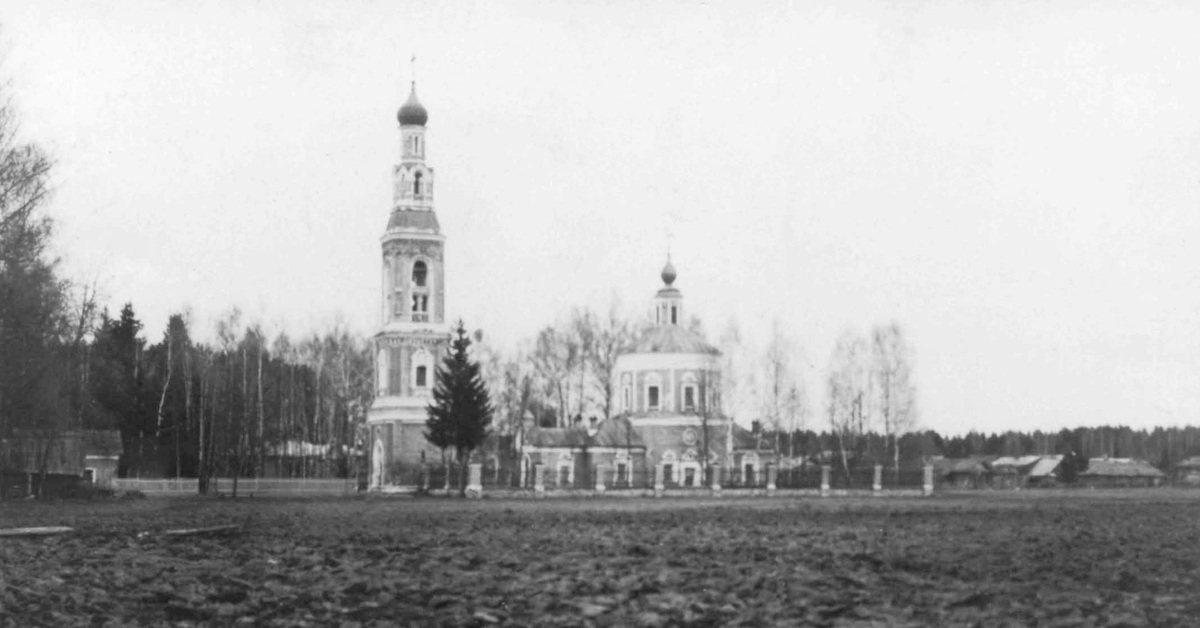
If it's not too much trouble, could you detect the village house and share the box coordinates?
[931,456,993,489]
[1077,457,1166,488]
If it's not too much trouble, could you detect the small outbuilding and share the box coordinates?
[932,457,992,489]
[1170,456,1200,486]
[82,430,123,487]
[1077,457,1166,488]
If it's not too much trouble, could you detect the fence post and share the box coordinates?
[710,464,721,496]
[534,463,545,497]
[654,463,665,497]
[595,465,607,494]
[873,464,882,493]
[923,463,934,496]
[820,465,831,497]
[766,464,777,495]
[421,464,430,492]
[465,463,483,498]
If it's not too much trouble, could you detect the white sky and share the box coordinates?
[4,1,1199,435]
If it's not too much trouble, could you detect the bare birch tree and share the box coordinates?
[827,330,872,482]
[871,322,917,478]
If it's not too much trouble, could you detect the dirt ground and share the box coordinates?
[2,490,1200,627]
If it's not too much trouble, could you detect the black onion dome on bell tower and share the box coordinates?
[397,83,428,126]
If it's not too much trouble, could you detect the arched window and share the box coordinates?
[415,365,427,388]
[412,261,428,287]
[413,171,423,196]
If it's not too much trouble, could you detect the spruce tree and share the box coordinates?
[426,320,493,495]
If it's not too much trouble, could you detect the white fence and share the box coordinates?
[111,477,358,496]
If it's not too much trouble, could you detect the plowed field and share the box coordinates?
[3,491,1200,626]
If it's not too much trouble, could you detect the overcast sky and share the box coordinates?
[4,1,1199,435]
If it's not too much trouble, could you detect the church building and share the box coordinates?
[366,81,450,489]
[523,261,773,488]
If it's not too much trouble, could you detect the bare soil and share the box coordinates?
[3,490,1200,626]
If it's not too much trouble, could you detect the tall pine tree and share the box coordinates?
[426,321,493,496]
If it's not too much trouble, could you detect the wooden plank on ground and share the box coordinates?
[161,524,241,537]
[0,526,74,537]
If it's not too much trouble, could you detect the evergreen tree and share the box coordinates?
[426,321,493,495]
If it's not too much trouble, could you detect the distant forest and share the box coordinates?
[748,426,1200,470]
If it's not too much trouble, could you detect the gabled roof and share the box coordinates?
[1080,458,1165,478]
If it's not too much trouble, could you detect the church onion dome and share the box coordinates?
[397,84,428,126]
[661,260,677,286]
[628,325,719,356]
[386,209,440,234]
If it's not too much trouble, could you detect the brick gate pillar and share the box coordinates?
[710,464,721,495]
[923,463,934,496]
[766,464,777,494]
[466,463,483,499]
[873,464,883,492]
[654,464,665,497]
[820,465,831,497]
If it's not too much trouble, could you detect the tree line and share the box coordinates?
[6,65,1199,492]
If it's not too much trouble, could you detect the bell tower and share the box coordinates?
[367,79,451,489]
